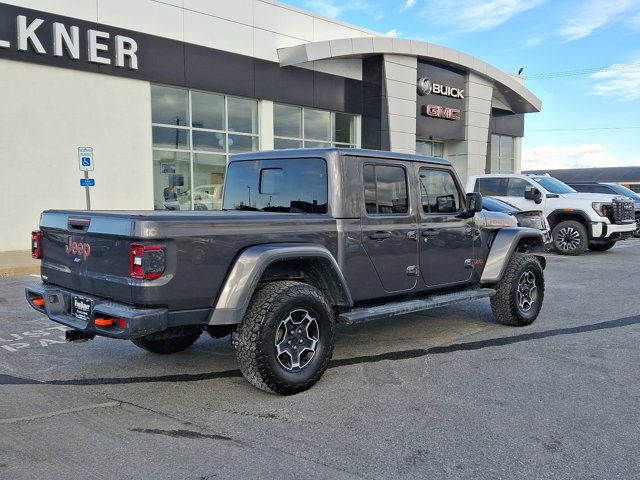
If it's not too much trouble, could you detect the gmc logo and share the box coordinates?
[422,104,461,121]
[65,237,91,260]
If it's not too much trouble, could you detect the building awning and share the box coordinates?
[278,38,542,114]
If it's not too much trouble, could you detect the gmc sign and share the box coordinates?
[422,104,460,121]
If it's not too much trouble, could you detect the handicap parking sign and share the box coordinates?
[78,147,94,171]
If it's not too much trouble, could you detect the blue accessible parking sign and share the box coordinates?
[80,178,95,187]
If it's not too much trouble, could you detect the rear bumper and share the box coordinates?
[25,283,209,339]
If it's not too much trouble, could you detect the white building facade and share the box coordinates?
[0,0,541,252]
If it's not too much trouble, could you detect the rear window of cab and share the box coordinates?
[223,158,328,214]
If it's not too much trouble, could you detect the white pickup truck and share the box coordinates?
[467,173,636,255]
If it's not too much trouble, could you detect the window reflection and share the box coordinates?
[223,159,328,214]
[151,85,259,211]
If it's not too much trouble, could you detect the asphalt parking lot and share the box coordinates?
[1,240,639,480]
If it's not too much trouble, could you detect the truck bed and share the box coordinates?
[38,209,338,311]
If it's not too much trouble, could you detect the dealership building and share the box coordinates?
[0,0,541,252]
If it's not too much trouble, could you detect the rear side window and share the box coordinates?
[364,164,409,214]
[223,158,327,213]
[475,177,507,196]
[420,169,461,214]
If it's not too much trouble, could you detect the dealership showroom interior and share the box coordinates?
[1,1,639,479]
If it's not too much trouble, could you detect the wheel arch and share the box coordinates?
[208,244,353,325]
[547,209,592,234]
[481,228,545,284]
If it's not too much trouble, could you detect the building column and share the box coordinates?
[382,54,417,155]
[259,99,274,150]
[448,72,493,182]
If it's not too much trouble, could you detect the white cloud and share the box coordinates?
[385,29,401,37]
[522,143,621,170]
[523,36,542,48]
[590,60,640,101]
[401,0,417,12]
[303,0,371,18]
[419,0,544,33]
[557,0,639,41]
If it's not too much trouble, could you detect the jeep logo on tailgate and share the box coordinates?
[65,237,91,260]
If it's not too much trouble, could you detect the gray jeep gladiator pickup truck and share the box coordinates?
[27,148,546,394]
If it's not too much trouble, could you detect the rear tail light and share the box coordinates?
[31,230,42,259]
[129,244,165,280]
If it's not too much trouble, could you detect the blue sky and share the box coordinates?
[285,0,640,170]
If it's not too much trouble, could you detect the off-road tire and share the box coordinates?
[132,325,204,354]
[233,281,335,395]
[490,253,544,327]
[588,241,616,252]
[552,220,588,256]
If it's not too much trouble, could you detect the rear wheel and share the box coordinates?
[552,220,588,256]
[490,253,544,327]
[132,325,204,354]
[233,281,335,395]
[588,241,616,252]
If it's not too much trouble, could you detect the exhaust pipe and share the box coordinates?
[65,330,95,343]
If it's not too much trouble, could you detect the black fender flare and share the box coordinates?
[208,244,353,325]
[481,228,545,283]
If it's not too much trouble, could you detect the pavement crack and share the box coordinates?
[0,401,120,425]
[130,427,233,441]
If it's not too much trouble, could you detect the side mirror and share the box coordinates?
[466,192,483,213]
[524,186,543,204]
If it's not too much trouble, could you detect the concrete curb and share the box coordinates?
[0,266,40,277]
[0,250,39,277]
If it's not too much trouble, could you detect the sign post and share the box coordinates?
[78,147,95,210]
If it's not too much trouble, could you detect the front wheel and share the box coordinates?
[490,253,545,327]
[588,241,616,252]
[552,220,588,256]
[233,281,335,395]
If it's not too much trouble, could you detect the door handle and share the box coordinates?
[422,229,439,238]
[369,231,392,241]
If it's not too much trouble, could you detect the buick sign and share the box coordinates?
[417,77,464,99]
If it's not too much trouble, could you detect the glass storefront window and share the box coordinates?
[274,138,302,149]
[274,104,358,149]
[151,85,259,211]
[191,91,225,130]
[334,112,356,144]
[151,85,188,126]
[193,153,226,211]
[228,97,258,134]
[416,140,444,158]
[152,151,192,211]
[229,134,258,154]
[152,127,190,150]
[274,104,302,138]
[192,130,225,152]
[490,134,515,173]
[304,109,331,142]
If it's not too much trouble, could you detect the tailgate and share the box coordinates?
[40,211,135,304]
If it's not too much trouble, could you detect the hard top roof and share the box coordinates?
[230,148,452,166]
